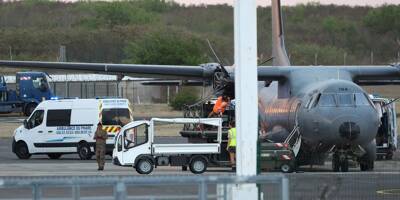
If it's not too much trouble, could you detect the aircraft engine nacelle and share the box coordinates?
[259,98,301,141]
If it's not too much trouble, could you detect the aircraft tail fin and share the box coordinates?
[271,0,291,66]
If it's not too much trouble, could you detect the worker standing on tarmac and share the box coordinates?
[94,122,108,171]
[227,120,236,170]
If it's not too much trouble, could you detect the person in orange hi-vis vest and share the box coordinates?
[208,95,230,117]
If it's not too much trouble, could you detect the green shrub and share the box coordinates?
[170,89,198,110]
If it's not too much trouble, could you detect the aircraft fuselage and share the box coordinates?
[258,68,380,163]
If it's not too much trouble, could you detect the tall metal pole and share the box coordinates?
[232,0,259,199]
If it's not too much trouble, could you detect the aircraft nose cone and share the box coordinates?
[339,122,360,141]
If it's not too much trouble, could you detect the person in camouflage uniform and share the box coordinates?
[94,122,108,170]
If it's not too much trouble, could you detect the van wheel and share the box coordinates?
[48,153,62,159]
[280,163,293,173]
[15,142,31,159]
[77,143,92,160]
[24,103,37,116]
[189,156,207,174]
[135,159,154,174]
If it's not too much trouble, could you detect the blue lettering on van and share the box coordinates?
[102,99,127,106]
[56,125,92,135]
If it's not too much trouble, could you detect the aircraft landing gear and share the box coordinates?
[359,155,374,171]
[332,150,349,172]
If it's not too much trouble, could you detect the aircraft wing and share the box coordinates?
[258,65,400,85]
[141,80,211,86]
[341,65,400,85]
[0,60,218,80]
[257,66,290,81]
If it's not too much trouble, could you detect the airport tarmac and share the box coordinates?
[1,114,400,199]
[1,138,400,199]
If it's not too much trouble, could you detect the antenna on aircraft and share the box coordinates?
[258,57,274,65]
[206,39,230,76]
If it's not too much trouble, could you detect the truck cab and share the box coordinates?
[0,72,53,115]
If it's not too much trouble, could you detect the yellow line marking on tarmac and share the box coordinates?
[377,189,400,195]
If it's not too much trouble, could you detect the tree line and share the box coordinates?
[0,0,399,66]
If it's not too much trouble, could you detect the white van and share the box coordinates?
[12,98,133,160]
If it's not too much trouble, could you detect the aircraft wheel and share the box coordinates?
[48,153,62,159]
[360,160,374,171]
[189,156,207,174]
[15,142,31,159]
[332,155,340,172]
[135,159,154,174]
[340,159,349,172]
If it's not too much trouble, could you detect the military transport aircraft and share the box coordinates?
[0,0,399,172]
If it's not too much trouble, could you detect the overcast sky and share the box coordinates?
[174,0,400,7]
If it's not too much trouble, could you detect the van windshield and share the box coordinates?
[101,108,130,126]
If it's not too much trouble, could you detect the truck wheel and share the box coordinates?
[280,163,293,173]
[77,142,92,160]
[48,153,62,159]
[189,156,207,174]
[135,159,154,174]
[15,142,31,159]
[24,103,37,116]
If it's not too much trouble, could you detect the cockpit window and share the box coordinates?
[337,93,354,106]
[317,93,373,107]
[307,93,321,109]
[318,94,336,107]
[355,93,370,106]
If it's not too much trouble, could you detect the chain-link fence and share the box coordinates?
[6,80,206,105]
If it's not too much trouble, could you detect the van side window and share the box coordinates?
[27,110,44,129]
[124,124,148,149]
[46,109,71,126]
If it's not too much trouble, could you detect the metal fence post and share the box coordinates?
[93,82,96,97]
[114,182,127,200]
[80,82,83,98]
[53,82,57,96]
[281,177,289,200]
[66,81,69,97]
[106,82,109,97]
[72,184,80,200]
[216,184,227,200]
[198,180,207,200]
[116,81,119,97]
[32,184,41,200]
